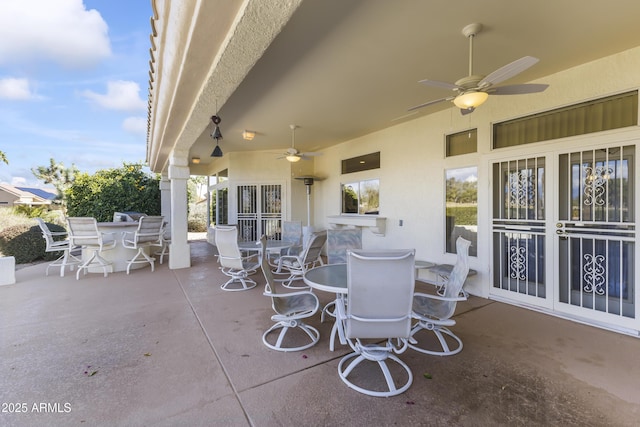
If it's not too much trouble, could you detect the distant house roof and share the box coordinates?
[16,187,57,200]
[0,183,52,206]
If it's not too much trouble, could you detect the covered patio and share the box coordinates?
[1,240,638,426]
[148,0,640,338]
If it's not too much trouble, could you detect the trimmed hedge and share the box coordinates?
[446,206,477,226]
[0,222,66,264]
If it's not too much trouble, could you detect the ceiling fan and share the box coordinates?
[409,23,548,115]
[279,124,322,162]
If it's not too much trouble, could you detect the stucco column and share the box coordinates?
[168,153,191,269]
[159,174,171,224]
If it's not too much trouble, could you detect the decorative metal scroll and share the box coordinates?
[509,245,527,280]
[508,170,535,209]
[583,165,612,206]
[583,253,606,295]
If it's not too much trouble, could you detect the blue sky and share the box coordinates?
[0,0,152,189]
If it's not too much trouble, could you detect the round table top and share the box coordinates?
[304,260,440,294]
[238,239,293,251]
[97,221,139,227]
[303,263,347,294]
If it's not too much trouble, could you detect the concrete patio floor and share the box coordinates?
[1,239,639,426]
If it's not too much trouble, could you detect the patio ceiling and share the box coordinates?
[148,0,640,171]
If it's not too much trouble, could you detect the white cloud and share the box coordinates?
[81,80,146,112]
[10,176,27,186]
[122,116,147,135]
[0,0,111,68]
[0,78,35,100]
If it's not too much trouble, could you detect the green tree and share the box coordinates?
[65,163,161,222]
[31,158,78,206]
[0,151,8,164]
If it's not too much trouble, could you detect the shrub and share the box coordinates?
[10,205,65,226]
[0,222,66,264]
[65,163,161,222]
[0,206,32,232]
[188,218,207,232]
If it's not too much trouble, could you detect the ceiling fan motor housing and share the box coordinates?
[454,75,485,92]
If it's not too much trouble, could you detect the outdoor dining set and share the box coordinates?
[37,215,170,280]
[214,221,472,398]
[36,215,471,397]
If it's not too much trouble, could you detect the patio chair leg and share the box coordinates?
[408,323,463,356]
[126,248,156,274]
[76,252,96,280]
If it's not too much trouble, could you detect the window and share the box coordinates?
[342,152,380,174]
[446,129,477,157]
[445,167,477,256]
[209,169,228,226]
[341,179,379,215]
[493,91,638,149]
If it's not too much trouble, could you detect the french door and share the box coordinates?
[236,183,284,242]
[556,145,636,326]
[491,143,637,330]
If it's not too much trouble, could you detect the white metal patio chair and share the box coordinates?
[259,235,320,352]
[337,249,416,397]
[215,225,259,291]
[268,220,303,271]
[273,230,327,289]
[66,217,117,280]
[122,216,165,274]
[409,236,470,356]
[36,218,81,277]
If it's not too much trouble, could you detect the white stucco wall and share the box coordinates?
[310,45,640,297]
[197,45,640,301]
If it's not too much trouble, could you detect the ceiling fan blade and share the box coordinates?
[408,96,455,112]
[418,79,460,91]
[489,83,549,95]
[479,56,539,87]
[300,152,322,157]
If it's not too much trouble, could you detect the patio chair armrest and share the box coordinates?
[413,291,467,303]
[242,251,259,263]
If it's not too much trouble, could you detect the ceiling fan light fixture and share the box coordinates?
[286,154,301,162]
[453,91,488,109]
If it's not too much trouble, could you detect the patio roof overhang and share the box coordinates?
[147,0,640,174]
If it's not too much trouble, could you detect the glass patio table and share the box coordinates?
[304,260,433,350]
[304,263,347,351]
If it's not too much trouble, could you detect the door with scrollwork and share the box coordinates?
[491,156,550,307]
[491,145,637,328]
[236,184,283,242]
[556,145,636,327]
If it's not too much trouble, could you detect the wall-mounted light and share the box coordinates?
[192,156,201,164]
[242,130,255,141]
